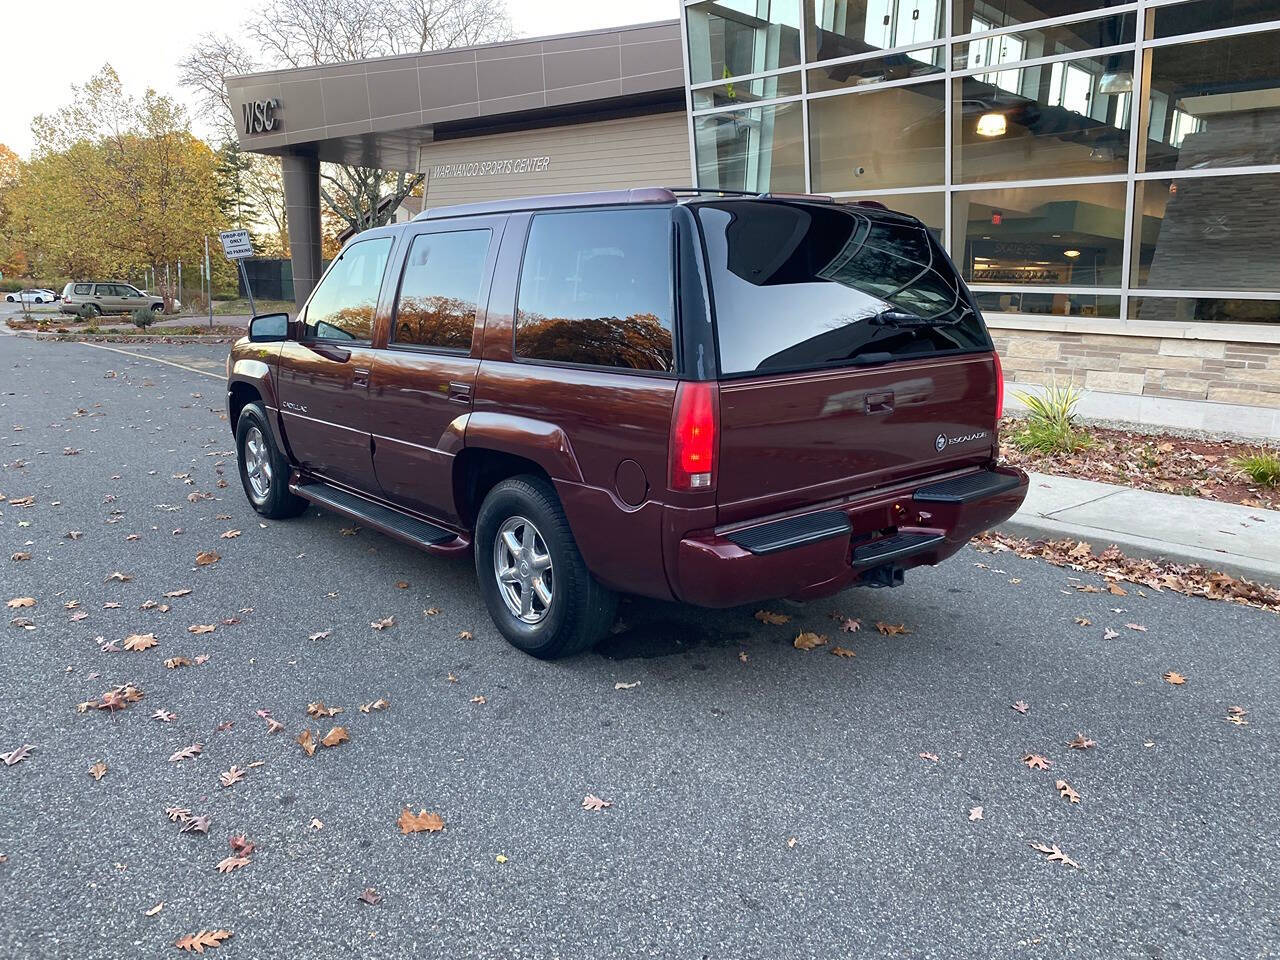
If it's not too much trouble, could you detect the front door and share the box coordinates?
[278,235,395,493]
[370,218,502,521]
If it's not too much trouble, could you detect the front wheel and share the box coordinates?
[475,475,617,659]
[235,402,305,520]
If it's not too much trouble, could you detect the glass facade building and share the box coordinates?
[682,0,1280,328]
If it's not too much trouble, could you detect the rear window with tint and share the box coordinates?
[696,201,990,375]
[73,284,92,295]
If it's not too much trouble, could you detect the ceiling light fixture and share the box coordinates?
[976,112,1007,137]
[1063,249,1081,258]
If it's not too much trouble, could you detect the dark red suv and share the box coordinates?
[226,187,1027,658]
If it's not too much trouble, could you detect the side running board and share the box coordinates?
[914,470,1021,504]
[291,480,462,552]
[726,510,852,556]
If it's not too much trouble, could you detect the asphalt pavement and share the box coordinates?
[1,336,1277,960]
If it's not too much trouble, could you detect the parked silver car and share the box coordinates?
[60,282,166,316]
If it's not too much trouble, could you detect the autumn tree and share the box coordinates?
[0,143,28,278]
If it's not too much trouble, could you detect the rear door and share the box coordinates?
[695,200,998,524]
[277,235,395,493]
[92,284,120,313]
[369,216,503,521]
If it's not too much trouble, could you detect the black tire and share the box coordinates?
[235,402,306,520]
[86,303,101,316]
[151,303,164,313]
[474,475,618,659]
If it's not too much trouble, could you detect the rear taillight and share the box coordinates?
[668,381,718,492]
[993,351,1005,421]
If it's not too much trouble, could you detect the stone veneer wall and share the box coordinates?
[991,329,1280,409]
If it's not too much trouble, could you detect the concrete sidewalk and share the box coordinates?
[1000,471,1280,585]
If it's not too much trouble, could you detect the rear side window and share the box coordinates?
[696,201,990,375]
[304,237,393,341]
[515,208,674,372]
[392,229,490,351]
[73,284,92,295]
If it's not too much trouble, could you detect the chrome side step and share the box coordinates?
[291,480,458,551]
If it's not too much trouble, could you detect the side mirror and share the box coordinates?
[248,312,290,343]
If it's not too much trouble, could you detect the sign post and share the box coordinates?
[219,229,257,319]
[204,236,213,328]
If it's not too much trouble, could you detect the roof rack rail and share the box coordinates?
[665,186,835,203]
[415,187,677,220]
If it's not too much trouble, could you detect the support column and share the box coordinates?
[281,151,323,309]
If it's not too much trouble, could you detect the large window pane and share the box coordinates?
[974,290,1121,317]
[809,81,946,192]
[1142,30,1280,172]
[692,70,802,110]
[1151,0,1280,39]
[515,210,674,372]
[304,237,393,342]
[687,0,801,85]
[954,52,1134,183]
[695,102,806,193]
[807,48,943,93]
[1129,296,1280,325]
[952,181,1127,286]
[807,0,944,63]
[954,0,1117,36]
[392,230,490,351]
[1133,174,1280,292]
[952,13,1135,70]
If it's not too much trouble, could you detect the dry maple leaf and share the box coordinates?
[1055,779,1081,803]
[188,624,216,635]
[1011,700,1029,714]
[1,744,34,766]
[582,794,612,811]
[296,729,317,757]
[219,766,246,788]
[398,808,445,834]
[370,616,395,630]
[358,887,382,905]
[165,657,193,670]
[169,743,203,763]
[321,726,349,748]
[359,699,390,713]
[215,856,250,874]
[175,929,232,953]
[754,609,790,625]
[195,551,220,566]
[1022,754,1052,770]
[123,633,158,652]
[306,701,342,719]
[5,598,35,609]
[1164,671,1187,685]
[830,645,856,658]
[876,622,910,636]
[793,631,828,651]
[1103,628,1120,640]
[88,761,108,781]
[153,708,176,723]
[1067,733,1097,750]
[1030,841,1081,869]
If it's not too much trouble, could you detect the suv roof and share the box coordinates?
[412,186,859,222]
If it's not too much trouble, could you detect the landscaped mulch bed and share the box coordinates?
[998,416,1278,510]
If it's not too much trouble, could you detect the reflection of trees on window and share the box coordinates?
[395,294,475,349]
[312,302,375,340]
[516,311,673,371]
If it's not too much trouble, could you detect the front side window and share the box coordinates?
[392,229,491,350]
[515,209,674,372]
[304,237,393,341]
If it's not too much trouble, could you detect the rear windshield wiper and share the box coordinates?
[869,306,968,328]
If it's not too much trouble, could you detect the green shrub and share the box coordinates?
[131,307,156,329]
[85,325,100,334]
[1234,450,1280,488]
[1012,377,1093,455]
[76,304,97,320]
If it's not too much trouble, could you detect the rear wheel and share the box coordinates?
[236,402,305,519]
[475,475,617,659]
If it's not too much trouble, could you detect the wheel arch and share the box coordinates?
[452,448,554,531]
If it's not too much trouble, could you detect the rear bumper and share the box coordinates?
[670,466,1028,608]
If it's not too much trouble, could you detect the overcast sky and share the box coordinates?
[0,0,679,158]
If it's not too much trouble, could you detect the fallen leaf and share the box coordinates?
[1,744,34,766]
[195,551,220,566]
[876,622,910,636]
[1073,616,1091,626]
[145,902,163,917]
[307,630,331,642]
[340,526,359,536]
[1226,705,1248,726]
[296,730,317,757]
[1103,628,1120,641]
[321,726,349,748]
[470,695,486,704]
[793,631,828,650]
[398,808,445,834]
[265,718,285,734]
[179,814,211,834]
[1164,671,1187,686]
[830,646,855,658]
[104,571,133,582]
[175,930,232,953]
[359,699,389,713]
[164,588,192,598]
[152,708,176,723]
[1125,623,1148,633]
[309,818,324,830]
[219,530,241,540]
[1022,754,1052,770]
[582,794,612,811]
[1067,733,1097,750]
[394,580,409,589]
[164,657,193,670]
[215,856,249,874]
[357,887,382,905]
[370,616,395,631]
[123,633,157,652]
[1011,700,1029,714]
[229,835,255,857]
[1030,841,1080,869]
[5,598,35,609]
[614,681,640,690]
[919,752,939,762]
[1108,583,1128,596]
[306,701,342,719]
[423,606,440,616]
[219,766,246,788]
[754,610,790,625]
[458,630,473,640]
[168,743,203,763]
[165,807,190,822]
[188,624,216,635]
[1055,779,1081,803]
[88,761,108,781]
[969,806,984,821]
[495,853,509,863]
[840,617,862,633]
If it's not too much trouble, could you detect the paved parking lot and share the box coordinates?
[1,336,1277,959]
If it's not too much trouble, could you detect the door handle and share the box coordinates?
[864,391,895,415]
[352,367,370,388]
[447,380,473,404]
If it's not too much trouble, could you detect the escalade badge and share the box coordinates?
[936,430,988,452]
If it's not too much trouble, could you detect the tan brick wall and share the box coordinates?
[990,330,1280,409]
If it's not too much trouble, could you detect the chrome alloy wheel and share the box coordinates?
[243,426,273,500]
[493,515,554,624]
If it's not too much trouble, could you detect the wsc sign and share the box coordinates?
[241,98,280,134]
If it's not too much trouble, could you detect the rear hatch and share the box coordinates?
[695,199,999,525]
